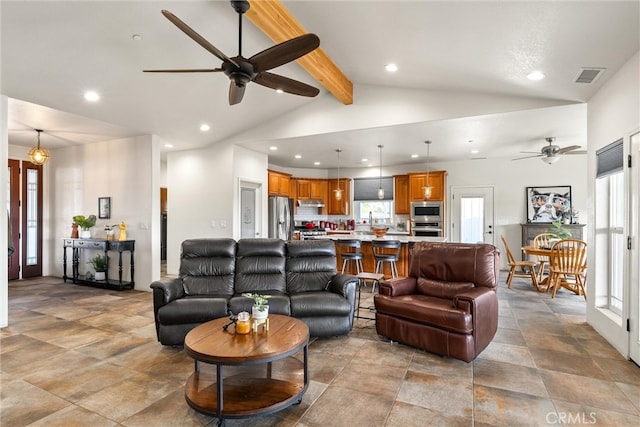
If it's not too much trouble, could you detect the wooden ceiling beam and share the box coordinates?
[246,0,353,105]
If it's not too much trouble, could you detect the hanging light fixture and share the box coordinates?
[377,144,384,200]
[423,140,433,199]
[28,129,50,165]
[334,148,343,201]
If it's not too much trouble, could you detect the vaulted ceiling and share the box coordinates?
[2,1,638,168]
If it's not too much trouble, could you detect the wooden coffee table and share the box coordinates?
[183,314,310,426]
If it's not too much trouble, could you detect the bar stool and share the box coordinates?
[355,272,384,320]
[335,239,364,274]
[371,239,401,280]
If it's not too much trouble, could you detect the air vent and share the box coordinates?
[575,68,605,84]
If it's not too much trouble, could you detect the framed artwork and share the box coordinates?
[98,197,111,219]
[526,186,572,223]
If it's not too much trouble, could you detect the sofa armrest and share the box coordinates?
[453,287,498,354]
[378,277,417,296]
[150,278,184,305]
[327,273,358,298]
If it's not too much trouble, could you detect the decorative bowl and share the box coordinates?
[372,227,389,238]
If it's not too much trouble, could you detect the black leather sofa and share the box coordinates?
[151,238,358,346]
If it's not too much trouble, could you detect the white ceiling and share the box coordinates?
[2,1,638,168]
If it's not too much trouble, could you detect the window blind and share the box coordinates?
[596,138,623,178]
[353,177,394,201]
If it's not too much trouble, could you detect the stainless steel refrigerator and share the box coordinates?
[268,196,294,240]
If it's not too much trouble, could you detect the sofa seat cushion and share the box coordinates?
[290,292,351,317]
[228,294,291,316]
[158,296,229,325]
[375,294,472,335]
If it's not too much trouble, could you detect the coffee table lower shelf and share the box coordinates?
[185,373,306,418]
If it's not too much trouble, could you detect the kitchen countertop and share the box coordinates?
[311,235,447,243]
[326,230,411,236]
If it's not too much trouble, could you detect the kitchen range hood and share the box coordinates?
[297,199,325,208]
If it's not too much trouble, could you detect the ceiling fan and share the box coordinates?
[144,1,320,105]
[513,137,586,164]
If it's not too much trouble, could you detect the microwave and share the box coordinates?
[411,201,443,222]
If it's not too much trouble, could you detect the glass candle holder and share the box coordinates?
[236,311,250,334]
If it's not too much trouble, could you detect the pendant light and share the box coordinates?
[377,144,384,200]
[28,129,50,165]
[334,148,343,201]
[423,140,433,199]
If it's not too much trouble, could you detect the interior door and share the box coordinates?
[21,161,43,278]
[629,131,640,365]
[7,160,20,280]
[239,179,262,239]
[450,186,495,245]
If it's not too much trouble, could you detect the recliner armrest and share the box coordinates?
[453,286,494,310]
[150,278,184,304]
[327,273,358,298]
[379,277,416,296]
[453,287,498,356]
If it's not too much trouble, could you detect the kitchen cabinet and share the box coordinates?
[268,170,291,197]
[327,179,351,215]
[295,179,326,200]
[394,175,410,214]
[408,171,447,202]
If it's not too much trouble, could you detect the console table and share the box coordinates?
[62,238,135,290]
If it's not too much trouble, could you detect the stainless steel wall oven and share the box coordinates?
[411,201,444,237]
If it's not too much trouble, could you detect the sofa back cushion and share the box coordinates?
[286,240,337,293]
[235,238,287,294]
[180,239,236,296]
[409,242,499,289]
[416,277,475,299]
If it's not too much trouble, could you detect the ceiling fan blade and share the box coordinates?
[161,10,239,68]
[143,68,223,73]
[512,154,543,161]
[565,150,588,155]
[254,72,320,97]
[249,34,320,72]
[556,145,582,154]
[229,82,246,105]
[519,151,543,154]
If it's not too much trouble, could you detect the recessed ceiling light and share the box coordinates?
[199,124,210,131]
[314,161,320,166]
[385,63,398,72]
[294,154,302,159]
[84,91,100,102]
[164,143,173,148]
[411,154,419,158]
[131,34,142,41]
[470,149,479,154]
[276,89,284,94]
[361,158,368,162]
[526,71,546,81]
[269,146,278,151]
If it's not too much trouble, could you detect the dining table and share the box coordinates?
[521,244,585,296]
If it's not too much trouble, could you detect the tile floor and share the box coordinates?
[1,274,639,426]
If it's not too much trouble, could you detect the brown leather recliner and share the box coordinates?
[374,242,500,362]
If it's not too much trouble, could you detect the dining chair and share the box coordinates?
[500,235,539,289]
[532,232,556,282]
[547,238,587,299]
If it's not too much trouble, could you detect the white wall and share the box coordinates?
[586,50,640,353]
[48,135,160,291]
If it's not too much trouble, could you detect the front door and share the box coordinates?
[7,160,20,279]
[21,161,43,278]
[450,186,495,245]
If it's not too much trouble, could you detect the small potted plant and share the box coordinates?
[103,224,119,241]
[547,221,572,240]
[88,253,108,281]
[242,292,270,322]
[73,215,97,239]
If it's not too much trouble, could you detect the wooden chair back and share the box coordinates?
[500,235,517,265]
[550,238,587,274]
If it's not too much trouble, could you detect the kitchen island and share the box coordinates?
[312,235,447,278]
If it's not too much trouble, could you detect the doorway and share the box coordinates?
[239,180,262,239]
[450,186,495,245]
[629,131,640,364]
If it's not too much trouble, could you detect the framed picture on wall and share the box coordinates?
[526,186,572,223]
[99,197,111,219]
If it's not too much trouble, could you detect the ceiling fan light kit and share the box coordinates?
[28,129,50,165]
[144,1,321,105]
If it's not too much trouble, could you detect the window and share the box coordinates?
[354,200,393,224]
[353,177,394,224]
[595,139,624,314]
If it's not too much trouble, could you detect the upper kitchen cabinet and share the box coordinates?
[394,175,410,214]
[327,178,351,215]
[295,179,327,201]
[408,171,447,202]
[268,170,291,197]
